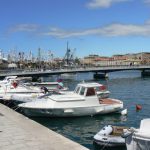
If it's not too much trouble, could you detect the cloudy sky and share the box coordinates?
[0,0,150,57]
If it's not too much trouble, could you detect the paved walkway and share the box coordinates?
[0,103,89,150]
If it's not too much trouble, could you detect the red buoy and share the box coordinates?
[136,104,142,111]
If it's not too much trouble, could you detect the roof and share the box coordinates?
[8,63,17,68]
[5,76,17,79]
[77,82,103,88]
[94,57,113,61]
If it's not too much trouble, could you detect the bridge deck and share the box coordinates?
[0,65,150,78]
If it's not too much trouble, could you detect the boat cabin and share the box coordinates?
[0,76,18,87]
[1,76,17,82]
[74,82,108,97]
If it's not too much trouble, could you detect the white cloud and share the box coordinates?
[8,24,40,34]
[144,0,150,4]
[42,21,150,38]
[6,21,150,38]
[86,0,130,9]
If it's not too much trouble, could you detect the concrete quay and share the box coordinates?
[0,103,89,150]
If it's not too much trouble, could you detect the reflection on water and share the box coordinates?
[32,114,128,150]
[93,141,126,150]
[31,71,150,150]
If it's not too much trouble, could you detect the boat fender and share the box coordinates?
[98,125,113,136]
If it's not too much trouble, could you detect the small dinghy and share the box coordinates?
[94,125,128,147]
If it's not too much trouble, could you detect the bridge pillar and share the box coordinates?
[141,69,150,77]
[93,72,108,79]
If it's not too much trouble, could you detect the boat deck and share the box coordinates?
[99,98,121,104]
[111,126,128,136]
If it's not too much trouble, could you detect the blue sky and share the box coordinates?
[1,0,150,58]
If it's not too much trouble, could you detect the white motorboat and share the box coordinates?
[0,76,17,85]
[11,82,109,104]
[0,79,43,100]
[0,76,32,85]
[60,72,77,79]
[9,93,45,104]
[0,76,68,92]
[123,118,150,150]
[28,81,68,91]
[18,82,123,117]
[94,125,128,147]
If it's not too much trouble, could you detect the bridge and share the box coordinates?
[0,65,150,79]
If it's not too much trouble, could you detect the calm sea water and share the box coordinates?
[31,70,150,150]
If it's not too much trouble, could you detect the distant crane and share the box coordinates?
[63,42,76,67]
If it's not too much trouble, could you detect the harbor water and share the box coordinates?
[31,70,150,150]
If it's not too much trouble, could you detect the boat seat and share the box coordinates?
[111,126,127,136]
[99,98,120,104]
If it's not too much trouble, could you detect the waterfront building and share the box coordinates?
[8,63,17,69]
[0,50,8,69]
[0,59,8,69]
[81,54,99,66]
[140,52,150,64]
[125,52,150,65]
[82,54,129,67]
[82,52,150,67]
[94,57,113,66]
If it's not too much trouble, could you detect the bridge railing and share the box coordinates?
[0,65,150,76]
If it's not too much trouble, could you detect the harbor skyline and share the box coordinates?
[1,0,150,57]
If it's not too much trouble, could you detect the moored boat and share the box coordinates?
[18,82,123,117]
[0,79,43,101]
[27,81,68,91]
[123,118,150,150]
[94,125,128,147]
[0,76,17,85]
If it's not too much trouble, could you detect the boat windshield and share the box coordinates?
[75,86,80,94]
[79,87,86,96]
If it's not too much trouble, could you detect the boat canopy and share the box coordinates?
[74,82,109,97]
[74,85,96,97]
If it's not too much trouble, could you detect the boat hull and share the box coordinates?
[21,104,123,117]
[126,134,150,150]
[31,83,68,91]
[94,139,125,147]
[0,92,42,101]
[94,125,126,147]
